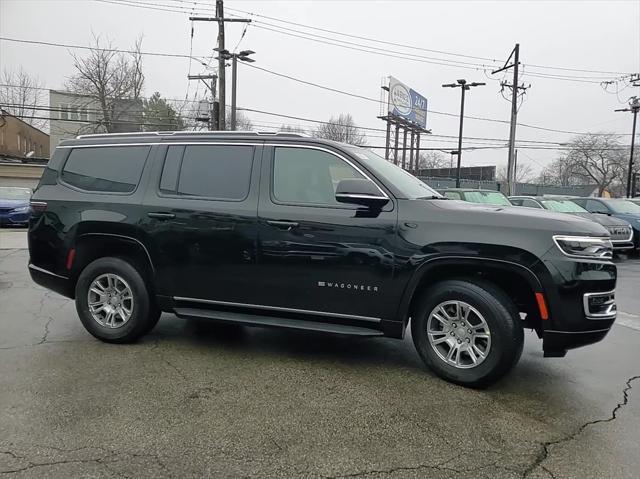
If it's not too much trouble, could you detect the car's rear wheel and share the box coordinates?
[411,279,524,388]
[75,257,158,343]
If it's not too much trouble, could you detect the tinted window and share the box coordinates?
[62,146,149,193]
[161,145,253,200]
[585,199,609,214]
[159,146,183,193]
[273,147,364,205]
[606,199,640,214]
[346,146,441,199]
[464,191,512,206]
[522,199,543,209]
[541,200,587,213]
[443,191,462,200]
[510,198,523,206]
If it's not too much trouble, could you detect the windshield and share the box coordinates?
[0,187,31,200]
[541,199,588,213]
[347,147,442,199]
[464,191,512,206]
[607,199,640,214]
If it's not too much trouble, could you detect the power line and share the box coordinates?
[0,36,209,64]
[192,1,635,76]
[94,0,632,82]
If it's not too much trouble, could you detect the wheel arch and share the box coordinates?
[68,233,156,299]
[399,256,545,334]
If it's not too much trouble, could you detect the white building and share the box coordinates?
[49,90,143,151]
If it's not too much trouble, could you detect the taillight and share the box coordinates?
[29,200,47,212]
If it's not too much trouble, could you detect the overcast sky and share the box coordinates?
[1,0,639,173]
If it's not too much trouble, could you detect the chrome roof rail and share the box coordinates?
[76,131,307,139]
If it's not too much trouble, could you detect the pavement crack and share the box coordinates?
[324,455,461,478]
[523,374,640,478]
[37,317,54,345]
[0,445,170,476]
[152,339,188,381]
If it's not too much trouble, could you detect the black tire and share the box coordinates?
[411,279,524,388]
[75,257,157,343]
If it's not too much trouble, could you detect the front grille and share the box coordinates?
[607,226,633,242]
[583,291,616,320]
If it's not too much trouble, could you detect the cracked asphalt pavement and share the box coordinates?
[1,242,639,478]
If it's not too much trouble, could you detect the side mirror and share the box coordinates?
[335,178,389,208]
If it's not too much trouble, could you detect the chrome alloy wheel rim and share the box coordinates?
[426,300,491,369]
[87,273,134,328]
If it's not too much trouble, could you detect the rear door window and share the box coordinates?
[160,145,254,201]
[61,146,150,193]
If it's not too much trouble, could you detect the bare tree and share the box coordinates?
[279,124,306,134]
[66,35,145,132]
[0,67,47,129]
[225,109,253,131]
[538,156,581,186]
[497,162,534,184]
[313,113,366,146]
[563,133,626,196]
[417,151,449,170]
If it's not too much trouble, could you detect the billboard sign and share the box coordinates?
[388,76,428,128]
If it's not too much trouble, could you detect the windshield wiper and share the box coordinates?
[417,195,449,200]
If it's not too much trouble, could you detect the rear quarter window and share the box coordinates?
[61,146,150,193]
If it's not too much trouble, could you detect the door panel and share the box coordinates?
[141,143,262,304]
[254,145,398,321]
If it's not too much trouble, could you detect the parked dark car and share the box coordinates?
[439,188,513,206]
[569,197,640,251]
[0,186,32,227]
[28,132,617,388]
[509,196,634,252]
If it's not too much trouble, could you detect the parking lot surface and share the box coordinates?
[1,237,639,478]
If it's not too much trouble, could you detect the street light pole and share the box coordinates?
[442,79,485,187]
[615,97,640,197]
[218,49,255,130]
[231,54,238,130]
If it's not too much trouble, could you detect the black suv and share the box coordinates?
[28,132,617,388]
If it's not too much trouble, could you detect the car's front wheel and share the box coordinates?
[75,257,158,343]
[411,279,524,388]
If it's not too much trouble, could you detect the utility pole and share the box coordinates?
[217,50,255,130]
[492,44,529,196]
[216,0,226,130]
[187,74,218,130]
[442,79,485,187]
[513,149,518,195]
[190,1,251,130]
[615,96,640,197]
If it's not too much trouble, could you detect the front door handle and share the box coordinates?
[267,220,299,230]
[147,212,176,220]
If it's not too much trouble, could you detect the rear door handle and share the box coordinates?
[267,220,299,230]
[147,212,176,220]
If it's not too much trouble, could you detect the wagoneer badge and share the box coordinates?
[317,281,379,292]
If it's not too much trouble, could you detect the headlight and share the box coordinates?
[11,206,31,213]
[553,235,613,260]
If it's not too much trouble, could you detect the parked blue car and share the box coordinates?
[0,187,32,227]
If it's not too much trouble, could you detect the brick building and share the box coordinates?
[0,109,50,159]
